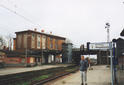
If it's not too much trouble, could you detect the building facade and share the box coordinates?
[11,29,66,66]
[14,30,65,51]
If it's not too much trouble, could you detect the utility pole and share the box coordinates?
[25,33,28,67]
[41,46,43,64]
[105,22,110,65]
[41,36,43,64]
[105,23,114,85]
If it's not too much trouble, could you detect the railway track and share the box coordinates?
[33,68,78,85]
[0,65,79,85]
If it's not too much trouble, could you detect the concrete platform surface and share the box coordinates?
[0,64,70,76]
[44,65,111,85]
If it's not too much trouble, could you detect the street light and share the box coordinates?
[105,23,110,65]
[105,22,110,42]
[105,23,114,85]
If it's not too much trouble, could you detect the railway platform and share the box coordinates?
[0,64,71,76]
[44,65,111,85]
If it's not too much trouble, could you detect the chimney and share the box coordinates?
[41,30,44,32]
[50,31,52,34]
[34,28,37,31]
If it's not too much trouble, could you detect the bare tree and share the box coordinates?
[5,33,14,50]
[0,36,6,49]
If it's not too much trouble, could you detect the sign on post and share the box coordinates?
[89,42,110,51]
[88,42,114,85]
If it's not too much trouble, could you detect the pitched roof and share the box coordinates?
[120,29,124,36]
[15,30,66,40]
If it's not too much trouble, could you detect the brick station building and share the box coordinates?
[0,29,66,67]
[13,29,66,66]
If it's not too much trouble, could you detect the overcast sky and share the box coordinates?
[0,0,124,47]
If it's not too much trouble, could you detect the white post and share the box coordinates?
[105,23,110,65]
[110,42,114,85]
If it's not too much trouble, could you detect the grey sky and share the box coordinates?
[0,0,124,47]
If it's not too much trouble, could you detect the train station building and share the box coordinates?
[0,29,66,67]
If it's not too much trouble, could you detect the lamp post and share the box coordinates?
[105,23,114,85]
[105,23,110,65]
[105,22,110,42]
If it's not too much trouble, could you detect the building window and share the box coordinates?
[37,35,41,49]
[55,40,58,49]
[42,35,46,49]
[24,34,27,48]
[17,34,22,48]
[38,42,40,48]
[32,33,35,37]
[32,33,35,48]
[50,38,53,49]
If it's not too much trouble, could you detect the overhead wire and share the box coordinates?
[0,4,42,28]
